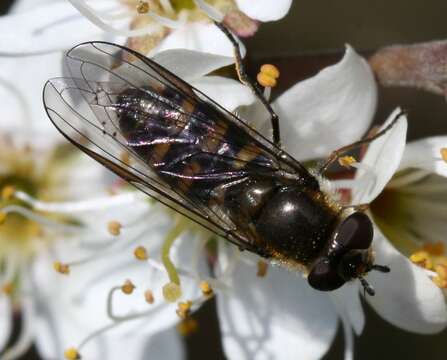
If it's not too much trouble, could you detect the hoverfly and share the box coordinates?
[43,29,394,295]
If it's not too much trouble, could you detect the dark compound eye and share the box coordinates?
[338,249,370,280]
[335,212,374,251]
[307,257,345,291]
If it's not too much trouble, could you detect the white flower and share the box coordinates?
[343,120,447,334]
[0,0,292,58]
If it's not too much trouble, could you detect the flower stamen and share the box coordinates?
[136,1,150,14]
[53,261,70,275]
[177,317,199,336]
[410,242,447,288]
[1,185,16,201]
[338,156,357,168]
[199,280,213,297]
[64,347,81,360]
[121,279,136,295]
[107,220,122,236]
[257,260,268,277]
[176,300,192,319]
[144,289,155,304]
[134,245,149,260]
[161,218,187,301]
[257,64,280,88]
[441,148,447,163]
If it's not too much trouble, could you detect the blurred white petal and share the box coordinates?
[331,283,365,336]
[150,23,236,57]
[216,246,338,360]
[0,296,12,350]
[153,49,234,82]
[235,0,292,21]
[399,136,447,177]
[352,109,407,204]
[271,45,377,161]
[366,230,447,334]
[192,76,255,111]
[0,2,116,55]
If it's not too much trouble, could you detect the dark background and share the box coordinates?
[2,0,447,359]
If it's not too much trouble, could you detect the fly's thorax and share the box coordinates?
[252,185,340,267]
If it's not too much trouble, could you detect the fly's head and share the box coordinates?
[307,212,390,296]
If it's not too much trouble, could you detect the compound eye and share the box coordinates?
[308,257,345,291]
[335,212,373,250]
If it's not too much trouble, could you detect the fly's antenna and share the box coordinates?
[371,264,391,273]
[359,277,375,296]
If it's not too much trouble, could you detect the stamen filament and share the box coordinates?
[13,190,143,213]
[193,0,225,22]
[161,218,187,286]
[67,0,161,36]
[0,205,81,232]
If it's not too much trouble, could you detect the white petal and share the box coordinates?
[152,50,234,82]
[366,230,447,334]
[0,2,116,55]
[330,283,365,335]
[351,109,407,204]
[10,0,58,14]
[272,45,377,161]
[399,136,447,177]
[0,53,66,137]
[0,295,12,350]
[31,211,205,358]
[150,23,236,57]
[235,0,292,21]
[192,76,255,111]
[216,245,338,360]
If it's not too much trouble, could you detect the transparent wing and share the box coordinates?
[43,41,314,254]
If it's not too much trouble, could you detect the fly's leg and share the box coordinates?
[318,110,406,176]
[214,21,281,146]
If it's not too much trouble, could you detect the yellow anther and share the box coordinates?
[1,185,16,201]
[2,282,13,295]
[64,347,81,360]
[107,220,122,236]
[136,1,150,14]
[435,264,447,279]
[144,289,154,304]
[121,279,136,295]
[440,148,447,163]
[257,72,277,88]
[177,317,199,336]
[134,246,149,261]
[53,261,70,275]
[409,251,433,270]
[261,64,280,79]
[338,156,357,168]
[257,260,268,278]
[257,64,280,88]
[422,241,445,256]
[176,300,192,319]
[163,282,182,302]
[0,211,6,225]
[199,281,213,297]
[432,275,447,288]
